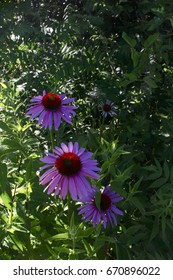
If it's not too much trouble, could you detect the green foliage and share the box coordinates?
[1,0,173,260]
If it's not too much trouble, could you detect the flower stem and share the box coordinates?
[50,129,54,149]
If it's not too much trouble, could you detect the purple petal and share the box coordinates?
[81,168,100,179]
[53,147,64,156]
[73,176,89,198]
[39,167,57,180]
[61,143,69,153]
[40,170,58,185]
[62,98,75,104]
[53,111,61,130]
[54,186,60,196]
[46,174,62,194]
[61,114,72,124]
[112,205,123,216]
[38,110,47,124]
[68,142,73,152]
[60,177,68,199]
[40,156,56,164]
[78,204,92,214]
[92,209,100,225]
[77,148,85,156]
[39,164,52,171]
[78,174,91,190]
[80,152,93,161]
[69,177,77,200]
[73,142,79,154]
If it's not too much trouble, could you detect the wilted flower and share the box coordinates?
[26,91,77,130]
[99,100,117,117]
[39,142,101,200]
[78,186,123,228]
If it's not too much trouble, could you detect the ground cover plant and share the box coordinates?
[0,0,173,260]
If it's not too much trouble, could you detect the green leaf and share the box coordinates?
[94,191,101,211]
[170,167,173,185]
[131,48,139,67]
[147,171,162,180]
[122,32,136,48]
[0,193,12,210]
[70,212,75,229]
[149,217,159,242]
[48,233,69,241]
[2,139,25,153]
[131,197,145,215]
[82,239,93,256]
[0,82,7,88]
[77,226,95,238]
[163,161,169,181]
[26,159,32,181]
[0,120,12,133]
[143,165,157,172]
[154,159,162,172]
[149,177,168,189]
[0,163,12,209]
[143,33,158,48]
[144,76,158,88]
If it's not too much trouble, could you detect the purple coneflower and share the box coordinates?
[39,142,101,200]
[26,91,77,130]
[99,100,117,117]
[78,186,123,228]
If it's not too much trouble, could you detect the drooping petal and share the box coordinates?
[60,177,68,199]
[46,174,62,194]
[40,170,57,185]
[69,177,77,200]
[77,185,123,228]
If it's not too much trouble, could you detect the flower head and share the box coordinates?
[26,91,77,130]
[78,186,123,228]
[39,142,101,200]
[99,100,117,117]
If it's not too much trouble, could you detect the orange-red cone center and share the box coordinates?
[100,193,111,210]
[103,104,111,112]
[42,93,61,110]
[55,152,82,176]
